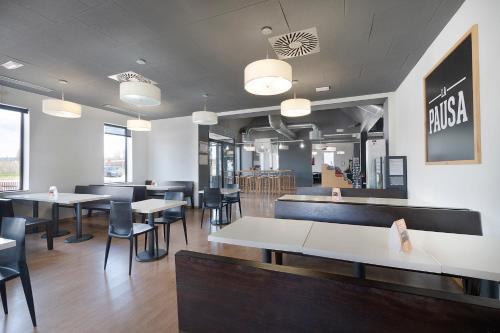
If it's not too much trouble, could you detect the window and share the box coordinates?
[104,124,132,183]
[0,104,27,192]
[324,151,335,167]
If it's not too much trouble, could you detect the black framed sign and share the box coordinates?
[424,25,481,164]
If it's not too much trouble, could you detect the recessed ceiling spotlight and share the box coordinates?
[261,26,273,35]
[315,85,331,92]
[136,58,146,65]
[2,60,24,70]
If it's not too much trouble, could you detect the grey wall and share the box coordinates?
[279,140,312,187]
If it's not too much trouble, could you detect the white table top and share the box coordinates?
[131,199,187,214]
[208,216,313,253]
[302,222,441,274]
[117,184,184,191]
[208,216,500,281]
[0,238,15,251]
[7,192,111,204]
[198,188,241,196]
[278,194,461,209]
[411,230,500,281]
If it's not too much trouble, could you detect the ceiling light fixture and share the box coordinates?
[336,150,345,155]
[127,114,151,132]
[281,80,311,117]
[244,26,292,96]
[1,60,24,70]
[278,143,289,150]
[192,94,218,125]
[312,151,318,155]
[120,81,161,107]
[243,145,256,152]
[300,142,305,149]
[42,80,81,118]
[315,85,331,92]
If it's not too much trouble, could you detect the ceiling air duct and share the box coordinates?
[268,115,296,140]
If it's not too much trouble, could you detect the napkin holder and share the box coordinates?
[48,186,59,198]
[331,187,342,201]
[388,219,412,253]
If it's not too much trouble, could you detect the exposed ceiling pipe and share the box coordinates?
[268,114,296,140]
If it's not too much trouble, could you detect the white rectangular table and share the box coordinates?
[208,216,500,298]
[208,216,313,262]
[131,199,187,261]
[8,193,111,243]
[277,194,460,209]
[0,237,15,251]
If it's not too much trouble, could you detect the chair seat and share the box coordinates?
[204,202,228,209]
[152,216,182,224]
[223,197,239,203]
[22,217,51,226]
[133,223,154,235]
[0,266,19,282]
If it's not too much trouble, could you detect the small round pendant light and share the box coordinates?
[42,80,82,118]
[280,80,311,117]
[192,94,218,125]
[244,27,292,96]
[127,114,151,132]
[120,81,161,107]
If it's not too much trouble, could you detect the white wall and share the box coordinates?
[148,116,199,204]
[0,85,149,218]
[389,0,500,235]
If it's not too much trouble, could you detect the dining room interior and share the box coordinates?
[1,0,500,332]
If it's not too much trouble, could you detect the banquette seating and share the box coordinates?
[295,186,407,199]
[175,251,500,332]
[163,181,195,208]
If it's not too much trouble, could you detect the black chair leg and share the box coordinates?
[238,200,242,218]
[87,209,92,217]
[144,232,147,251]
[134,235,138,256]
[163,224,166,243]
[166,224,171,255]
[0,282,7,314]
[154,227,159,254]
[182,217,188,245]
[190,195,194,209]
[45,222,53,250]
[128,238,133,276]
[104,236,112,270]
[200,208,205,228]
[229,203,232,222]
[19,264,36,327]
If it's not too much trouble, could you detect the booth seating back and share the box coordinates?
[176,251,500,333]
[275,200,482,235]
[296,186,407,198]
[163,181,195,208]
[62,185,135,214]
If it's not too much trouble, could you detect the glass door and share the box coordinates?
[209,141,222,188]
[223,143,235,185]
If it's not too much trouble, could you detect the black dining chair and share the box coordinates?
[151,192,187,255]
[223,184,242,222]
[0,217,37,327]
[200,188,229,228]
[104,202,159,275]
[0,199,54,250]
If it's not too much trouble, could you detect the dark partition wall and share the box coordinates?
[198,126,210,196]
[278,140,312,187]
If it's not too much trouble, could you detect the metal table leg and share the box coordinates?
[262,249,272,263]
[41,202,70,238]
[353,262,366,279]
[65,202,93,243]
[136,212,167,262]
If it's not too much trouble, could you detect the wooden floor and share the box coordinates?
[1,193,460,333]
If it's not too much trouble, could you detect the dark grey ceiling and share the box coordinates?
[0,0,464,119]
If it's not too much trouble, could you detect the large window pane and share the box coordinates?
[104,124,131,183]
[0,108,23,191]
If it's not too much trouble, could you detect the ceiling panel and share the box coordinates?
[0,0,465,119]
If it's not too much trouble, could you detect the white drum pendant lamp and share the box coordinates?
[244,26,292,96]
[127,115,151,132]
[244,59,292,95]
[280,80,311,117]
[42,80,81,118]
[192,94,218,125]
[120,81,161,107]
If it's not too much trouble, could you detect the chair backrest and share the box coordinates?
[0,199,15,218]
[108,202,133,237]
[203,188,222,205]
[163,191,184,216]
[0,217,27,267]
[225,183,240,198]
[78,185,135,202]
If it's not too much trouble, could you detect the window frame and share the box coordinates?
[0,103,27,192]
[103,123,132,184]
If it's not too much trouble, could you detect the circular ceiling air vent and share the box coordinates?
[271,28,319,59]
